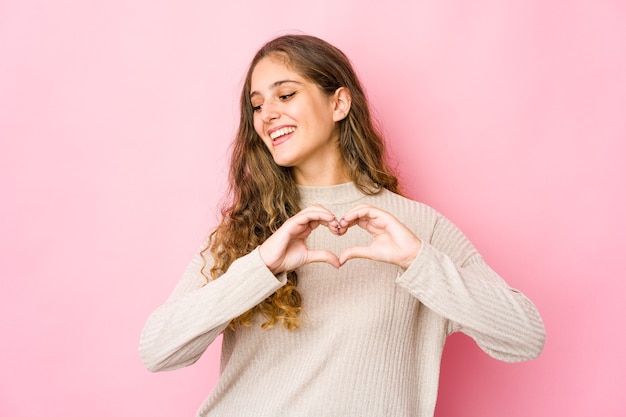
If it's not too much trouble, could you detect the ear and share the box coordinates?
[331,87,352,122]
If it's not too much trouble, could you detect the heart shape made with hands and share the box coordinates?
[258,204,422,274]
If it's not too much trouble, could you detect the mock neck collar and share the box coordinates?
[297,182,371,206]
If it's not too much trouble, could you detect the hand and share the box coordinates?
[258,205,342,274]
[338,204,422,269]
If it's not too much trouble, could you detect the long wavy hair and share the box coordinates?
[202,34,401,331]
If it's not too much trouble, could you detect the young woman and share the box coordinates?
[140,34,545,417]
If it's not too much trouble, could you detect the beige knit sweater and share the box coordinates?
[139,182,545,417]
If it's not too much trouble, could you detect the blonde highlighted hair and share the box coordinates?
[202,34,401,331]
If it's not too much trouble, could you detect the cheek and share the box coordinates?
[253,117,265,140]
[253,117,271,148]
[252,115,261,134]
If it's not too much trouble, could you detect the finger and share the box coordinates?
[339,204,380,227]
[327,222,342,235]
[296,206,339,226]
[287,213,338,237]
[306,217,341,235]
[339,246,373,265]
[306,250,341,269]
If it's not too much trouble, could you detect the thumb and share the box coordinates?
[339,246,372,265]
[307,250,341,269]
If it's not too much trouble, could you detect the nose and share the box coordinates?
[260,101,279,124]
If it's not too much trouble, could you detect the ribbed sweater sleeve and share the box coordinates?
[396,213,546,362]
[139,248,286,372]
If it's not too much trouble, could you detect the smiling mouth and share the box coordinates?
[269,126,296,141]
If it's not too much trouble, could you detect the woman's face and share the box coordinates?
[250,56,346,184]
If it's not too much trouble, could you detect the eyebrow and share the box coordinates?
[250,80,303,99]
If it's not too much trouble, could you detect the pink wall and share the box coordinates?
[2,1,625,416]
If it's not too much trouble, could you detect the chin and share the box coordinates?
[271,155,297,168]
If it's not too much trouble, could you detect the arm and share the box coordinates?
[339,204,545,362]
[396,215,545,362]
[139,248,285,372]
[140,205,343,372]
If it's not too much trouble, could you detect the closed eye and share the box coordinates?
[251,92,296,113]
[279,92,296,101]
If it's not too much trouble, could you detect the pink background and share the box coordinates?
[2,1,625,416]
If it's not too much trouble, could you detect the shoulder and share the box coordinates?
[373,188,439,218]
[364,189,442,237]
[370,189,474,250]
